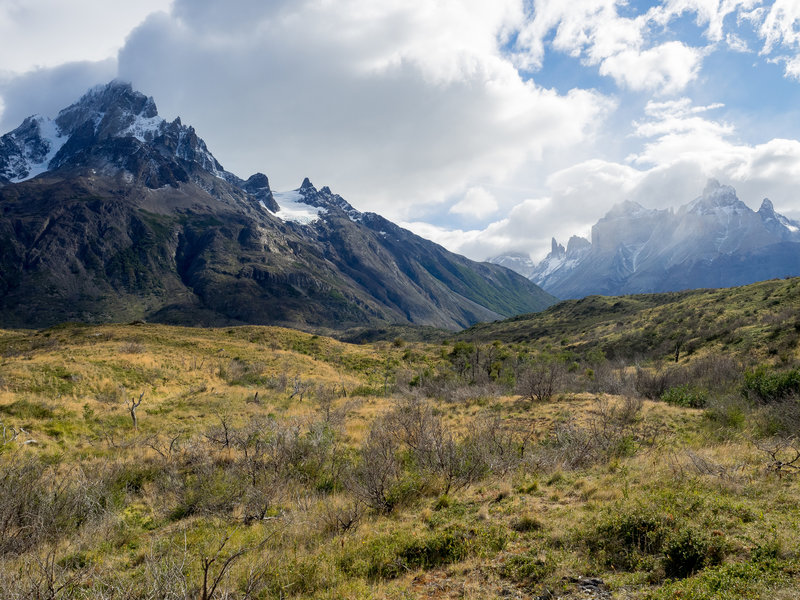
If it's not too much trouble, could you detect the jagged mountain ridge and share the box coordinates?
[0,81,555,330]
[507,180,800,299]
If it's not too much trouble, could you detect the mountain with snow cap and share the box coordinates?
[1,81,234,187]
[498,180,800,298]
[0,81,554,329]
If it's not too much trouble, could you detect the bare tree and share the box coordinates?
[204,412,233,449]
[145,430,186,460]
[125,392,144,430]
[349,418,402,513]
[517,359,565,403]
[1,421,36,447]
[199,533,248,600]
[288,376,312,401]
[754,437,800,478]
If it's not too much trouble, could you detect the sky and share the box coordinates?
[2,0,800,262]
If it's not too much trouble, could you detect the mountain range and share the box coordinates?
[0,81,555,330]
[491,180,800,299]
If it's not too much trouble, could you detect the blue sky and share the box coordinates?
[2,0,800,261]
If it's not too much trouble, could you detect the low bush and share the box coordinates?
[661,385,707,408]
[742,366,800,403]
[663,528,723,579]
[646,557,792,599]
[0,454,105,556]
[499,552,554,587]
[0,399,54,420]
[586,509,671,571]
[339,524,506,580]
[586,508,725,579]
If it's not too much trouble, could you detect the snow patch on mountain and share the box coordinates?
[778,213,799,233]
[271,190,327,224]
[4,116,68,183]
[121,114,165,143]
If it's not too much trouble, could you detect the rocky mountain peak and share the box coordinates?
[758,198,775,214]
[566,235,591,256]
[551,237,566,257]
[687,179,746,214]
[703,178,722,195]
[242,173,278,212]
[0,80,235,187]
[54,80,158,138]
[290,179,361,219]
[0,80,557,329]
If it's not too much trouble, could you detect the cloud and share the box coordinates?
[651,0,759,43]
[598,41,704,94]
[514,0,705,95]
[0,0,171,74]
[0,59,117,132]
[113,0,610,219]
[756,0,800,54]
[742,0,800,79]
[423,95,800,262]
[515,0,644,69]
[449,187,499,219]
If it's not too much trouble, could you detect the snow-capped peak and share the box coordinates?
[0,80,232,185]
[686,179,747,215]
[295,178,363,222]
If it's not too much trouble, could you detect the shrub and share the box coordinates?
[511,515,543,533]
[499,552,554,587]
[647,558,788,599]
[516,359,565,403]
[0,399,54,420]
[348,418,405,513]
[107,461,163,503]
[219,359,268,386]
[663,528,723,579]
[339,524,506,580]
[0,454,104,556]
[742,366,800,403]
[119,341,145,354]
[586,509,671,571]
[661,385,707,408]
[170,463,243,520]
[703,395,747,431]
[635,367,684,400]
[753,398,800,437]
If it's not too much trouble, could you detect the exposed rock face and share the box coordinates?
[522,180,800,298]
[0,81,555,330]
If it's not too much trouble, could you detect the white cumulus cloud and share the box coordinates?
[112,0,610,219]
[449,187,500,219]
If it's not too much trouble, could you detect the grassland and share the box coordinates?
[0,279,799,599]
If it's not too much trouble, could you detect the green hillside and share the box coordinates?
[463,277,800,364]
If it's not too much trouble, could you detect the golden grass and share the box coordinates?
[1,322,799,599]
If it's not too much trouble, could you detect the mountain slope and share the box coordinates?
[0,81,555,330]
[462,276,800,362]
[515,180,800,299]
